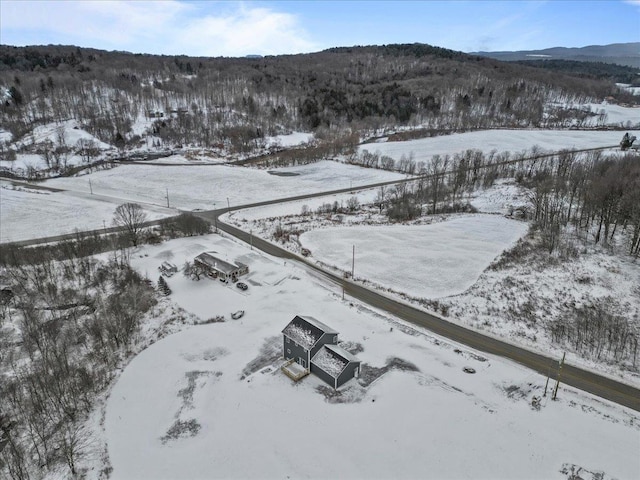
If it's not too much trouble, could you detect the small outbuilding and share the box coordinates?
[282,315,361,389]
[194,252,249,282]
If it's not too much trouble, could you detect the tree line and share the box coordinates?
[1,44,634,155]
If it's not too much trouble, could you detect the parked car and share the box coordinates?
[158,261,177,277]
[231,310,245,319]
[236,282,248,291]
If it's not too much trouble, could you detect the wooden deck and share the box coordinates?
[281,359,310,382]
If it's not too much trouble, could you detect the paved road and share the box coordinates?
[197,207,640,412]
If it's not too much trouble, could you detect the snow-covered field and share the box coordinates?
[1,160,403,242]
[0,181,177,243]
[267,131,314,147]
[300,215,529,298]
[360,129,630,164]
[43,160,406,211]
[101,234,639,480]
[582,103,640,126]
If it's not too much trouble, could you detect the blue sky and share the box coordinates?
[1,0,638,57]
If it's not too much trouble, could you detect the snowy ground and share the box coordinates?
[1,160,404,243]
[616,83,640,96]
[99,234,639,480]
[359,130,630,164]
[267,131,314,147]
[441,235,640,384]
[42,160,406,211]
[582,103,640,126]
[0,180,177,243]
[300,215,529,298]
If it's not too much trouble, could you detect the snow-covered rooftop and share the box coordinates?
[312,346,348,377]
[194,252,240,275]
[297,315,338,335]
[324,344,360,364]
[282,323,319,349]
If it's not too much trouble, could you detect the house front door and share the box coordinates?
[298,357,306,368]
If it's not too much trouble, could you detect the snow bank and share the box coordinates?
[25,120,112,150]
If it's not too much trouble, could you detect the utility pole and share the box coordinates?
[102,219,107,235]
[552,352,566,401]
[227,197,231,211]
[250,229,253,250]
[166,187,170,208]
[543,365,551,397]
[351,244,355,279]
[89,178,93,194]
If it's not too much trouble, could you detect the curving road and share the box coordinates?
[197,204,640,413]
[3,144,638,411]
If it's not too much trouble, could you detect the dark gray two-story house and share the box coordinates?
[282,315,361,389]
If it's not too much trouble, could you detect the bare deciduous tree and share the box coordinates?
[113,203,147,247]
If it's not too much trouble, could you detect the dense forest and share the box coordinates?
[515,59,640,86]
[1,43,636,154]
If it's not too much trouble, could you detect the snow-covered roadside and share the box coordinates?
[94,233,640,480]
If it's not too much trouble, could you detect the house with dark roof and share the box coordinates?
[194,252,248,282]
[282,315,361,389]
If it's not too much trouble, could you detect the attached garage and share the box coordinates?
[311,344,361,389]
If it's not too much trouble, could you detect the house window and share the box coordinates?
[333,335,337,343]
[287,349,291,354]
[286,337,290,343]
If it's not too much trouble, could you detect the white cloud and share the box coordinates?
[0,0,318,56]
[173,5,317,56]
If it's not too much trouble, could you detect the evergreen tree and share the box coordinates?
[157,276,172,296]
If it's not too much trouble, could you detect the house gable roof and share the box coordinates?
[296,315,338,335]
[281,315,338,350]
[324,344,360,364]
[311,344,360,378]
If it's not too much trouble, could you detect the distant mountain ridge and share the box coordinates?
[472,42,640,68]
